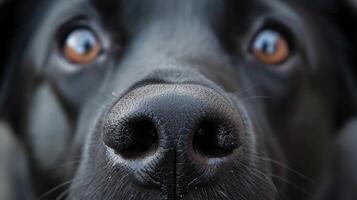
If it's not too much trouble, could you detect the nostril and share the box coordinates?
[104,118,159,159]
[193,119,239,158]
[121,119,158,159]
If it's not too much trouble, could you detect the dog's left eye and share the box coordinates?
[251,29,289,65]
[62,28,101,64]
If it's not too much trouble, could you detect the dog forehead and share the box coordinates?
[119,0,224,21]
[90,0,226,35]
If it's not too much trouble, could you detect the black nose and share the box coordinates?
[103,84,242,192]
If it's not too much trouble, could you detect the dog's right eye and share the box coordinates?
[251,29,290,65]
[62,28,101,64]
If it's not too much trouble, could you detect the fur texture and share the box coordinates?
[0,0,356,199]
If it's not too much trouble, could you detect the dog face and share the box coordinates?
[1,0,356,199]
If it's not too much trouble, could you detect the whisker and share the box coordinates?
[48,160,81,171]
[238,95,273,102]
[230,161,277,200]
[40,162,106,200]
[238,159,312,199]
[269,174,313,197]
[248,153,316,184]
[56,188,70,200]
[248,165,284,200]
[37,180,74,200]
[235,83,261,98]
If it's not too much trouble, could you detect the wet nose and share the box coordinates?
[103,84,243,191]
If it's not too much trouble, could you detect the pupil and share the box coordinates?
[262,40,276,55]
[82,40,93,54]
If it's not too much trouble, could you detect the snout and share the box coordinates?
[102,84,244,194]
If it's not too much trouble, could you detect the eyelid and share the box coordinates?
[58,19,94,46]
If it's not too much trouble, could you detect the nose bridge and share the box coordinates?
[106,1,229,99]
[123,24,222,74]
[106,24,227,102]
[108,27,235,103]
[120,1,224,70]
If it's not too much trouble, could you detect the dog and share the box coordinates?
[0,0,357,199]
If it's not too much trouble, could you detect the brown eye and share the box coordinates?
[252,29,289,65]
[63,28,100,64]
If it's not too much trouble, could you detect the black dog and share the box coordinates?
[1,0,357,199]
